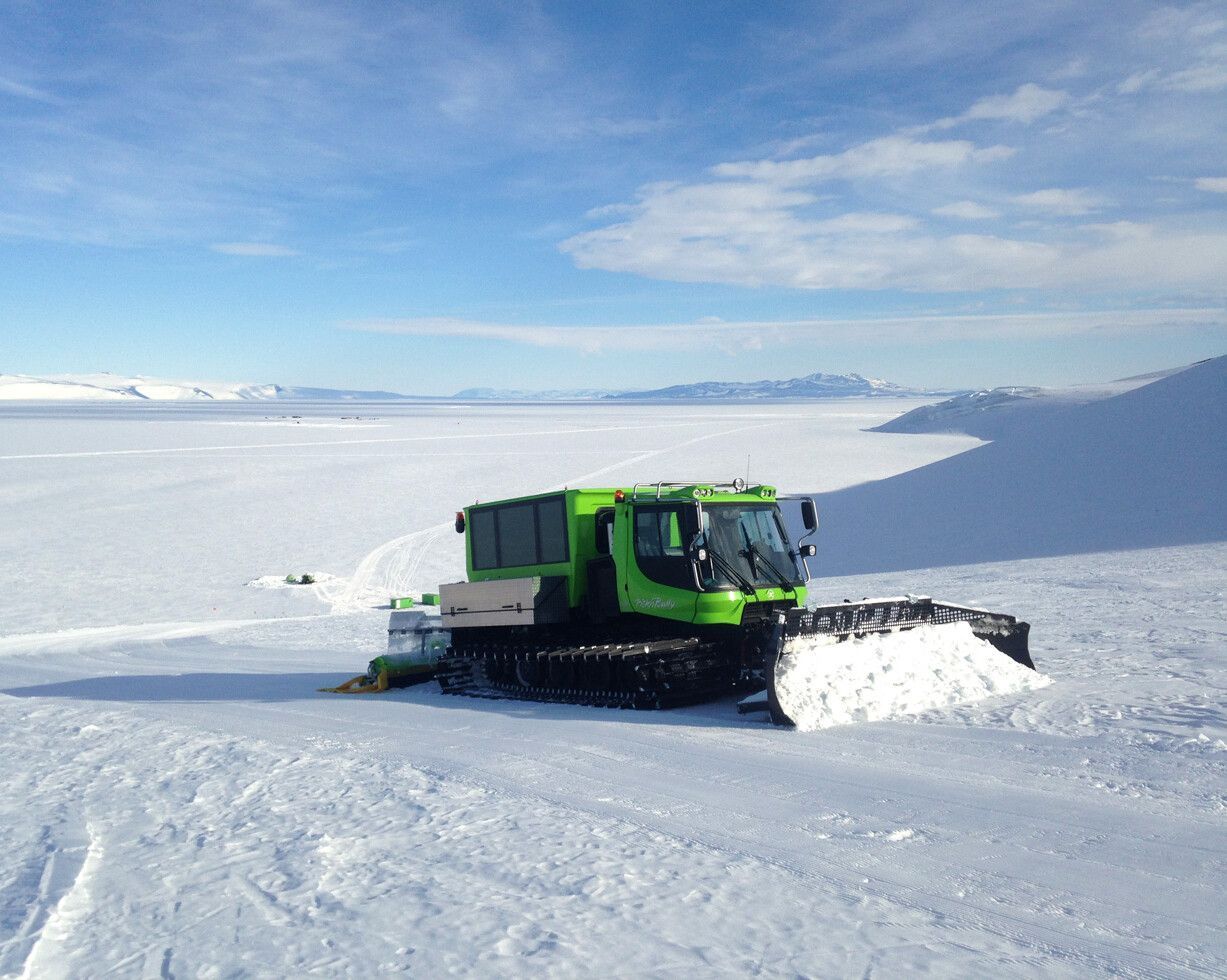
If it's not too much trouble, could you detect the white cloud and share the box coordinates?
[210,242,299,257]
[557,58,1227,295]
[347,309,1226,352]
[0,75,59,103]
[1163,57,1227,93]
[1011,188,1109,215]
[1118,68,1162,94]
[1195,176,1227,193]
[0,3,661,248]
[711,136,1014,186]
[933,83,1070,128]
[346,317,677,354]
[932,201,1000,220]
[561,169,1227,291]
[1121,10,1227,93]
[810,212,919,234]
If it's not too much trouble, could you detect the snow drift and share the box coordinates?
[775,622,1051,732]
[811,354,1227,574]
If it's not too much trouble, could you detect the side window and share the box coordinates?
[594,509,614,556]
[665,513,683,554]
[635,510,664,557]
[635,509,684,558]
[633,506,696,590]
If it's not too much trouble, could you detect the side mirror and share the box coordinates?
[454,511,466,534]
[799,543,816,558]
[800,498,818,531]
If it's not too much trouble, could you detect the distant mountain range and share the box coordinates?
[603,371,959,400]
[452,387,620,400]
[0,373,420,402]
[0,369,960,402]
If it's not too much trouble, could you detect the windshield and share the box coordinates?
[698,504,802,590]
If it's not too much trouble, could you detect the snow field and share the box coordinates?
[1,396,1224,976]
[775,622,1052,731]
[1,693,1066,978]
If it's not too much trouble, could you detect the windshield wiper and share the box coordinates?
[703,542,756,596]
[739,529,798,595]
[750,545,799,594]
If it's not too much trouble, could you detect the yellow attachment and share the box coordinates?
[318,669,390,695]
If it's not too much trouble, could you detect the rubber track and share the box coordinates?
[437,635,735,710]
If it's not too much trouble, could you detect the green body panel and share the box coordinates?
[464,488,613,609]
[463,484,807,628]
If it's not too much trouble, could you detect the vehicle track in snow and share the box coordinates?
[337,698,1224,978]
[0,420,705,462]
[0,812,91,979]
[318,419,772,615]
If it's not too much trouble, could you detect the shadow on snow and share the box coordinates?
[803,355,1227,577]
[1,672,768,730]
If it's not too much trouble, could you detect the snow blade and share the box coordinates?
[763,597,1033,727]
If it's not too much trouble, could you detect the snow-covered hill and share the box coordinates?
[872,362,1195,440]
[811,354,1227,574]
[0,373,416,401]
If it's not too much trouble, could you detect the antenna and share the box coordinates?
[745,454,751,484]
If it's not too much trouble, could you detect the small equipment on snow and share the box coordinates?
[321,609,449,694]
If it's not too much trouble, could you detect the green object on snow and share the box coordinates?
[419,593,440,606]
[391,596,415,609]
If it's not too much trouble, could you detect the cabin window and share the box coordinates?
[469,508,498,569]
[469,494,569,570]
[498,501,537,567]
[594,509,614,555]
[537,497,568,563]
[632,505,698,590]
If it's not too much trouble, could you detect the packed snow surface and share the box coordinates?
[1,391,1224,976]
[775,622,1052,732]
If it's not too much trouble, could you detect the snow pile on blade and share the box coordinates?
[774,621,1051,732]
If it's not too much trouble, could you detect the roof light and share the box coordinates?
[614,489,625,502]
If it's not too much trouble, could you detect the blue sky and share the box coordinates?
[1,0,1225,394]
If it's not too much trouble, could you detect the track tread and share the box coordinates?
[437,634,736,710]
